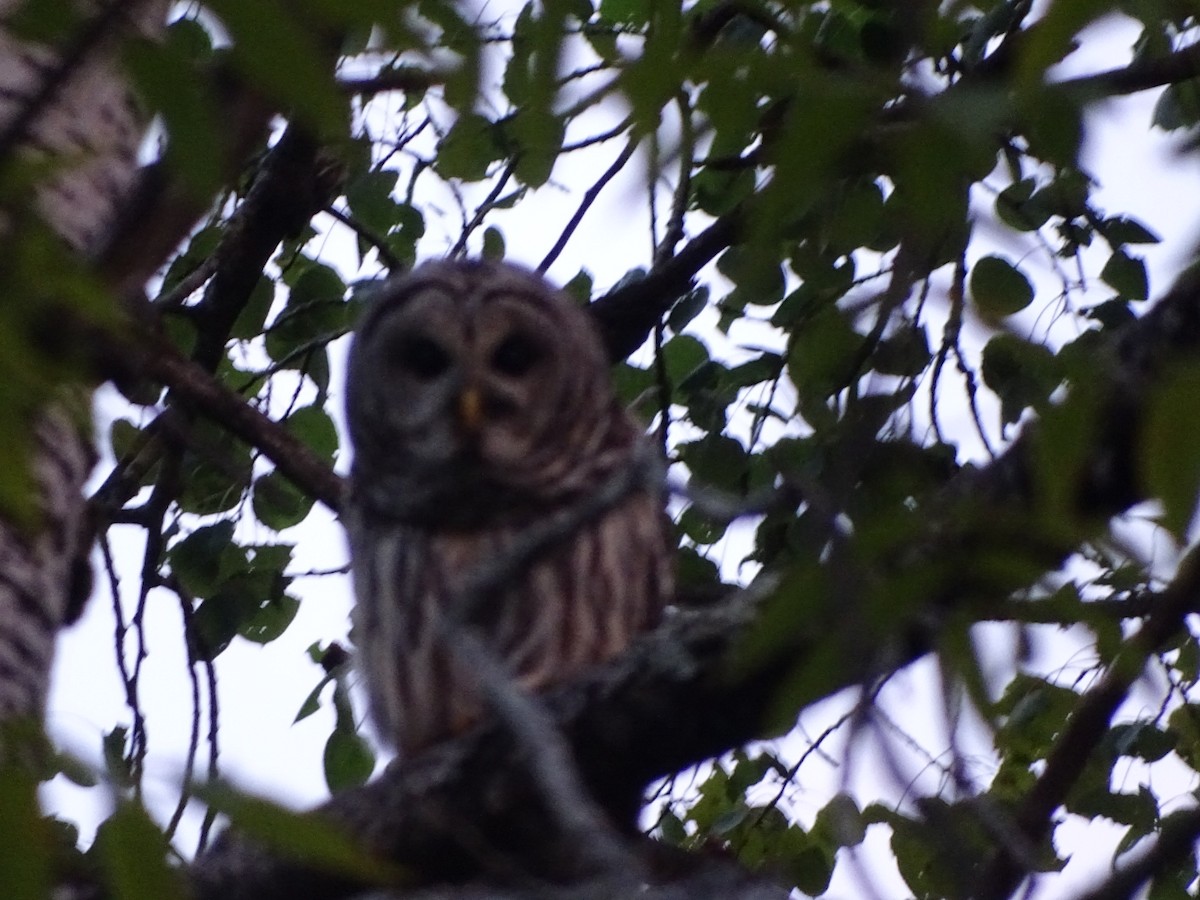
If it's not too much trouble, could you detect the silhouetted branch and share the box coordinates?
[589,211,741,361]
[134,336,345,512]
[1072,805,1200,900]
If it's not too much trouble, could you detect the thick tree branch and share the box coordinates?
[588,211,741,361]
[1056,38,1200,99]
[189,127,334,370]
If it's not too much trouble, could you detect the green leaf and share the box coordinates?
[190,562,288,660]
[295,674,333,724]
[239,594,300,645]
[873,325,931,377]
[1109,721,1175,763]
[980,334,1060,426]
[658,810,687,845]
[611,361,655,410]
[993,674,1079,763]
[103,727,132,786]
[674,544,721,591]
[598,0,651,28]
[169,521,239,599]
[482,226,505,260]
[724,352,783,389]
[970,255,1034,317]
[0,768,49,900]
[206,0,347,135]
[778,828,835,896]
[199,783,397,881]
[717,246,786,307]
[1068,784,1158,830]
[285,406,339,462]
[6,0,79,43]
[177,426,254,516]
[265,266,349,365]
[662,334,710,388]
[996,177,1051,231]
[345,169,402,235]
[787,306,862,400]
[109,419,151,472]
[253,471,317,531]
[677,435,749,495]
[668,286,710,333]
[1100,250,1149,301]
[1142,366,1200,540]
[93,801,185,900]
[813,793,866,848]
[509,108,565,188]
[230,277,277,341]
[1152,80,1200,131]
[824,179,885,252]
[436,113,501,181]
[324,729,376,792]
[678,506,724,545]
[123,20,223,194]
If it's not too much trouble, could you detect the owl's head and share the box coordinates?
[345,260,636,525]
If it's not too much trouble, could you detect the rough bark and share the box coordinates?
[0,0,170,733]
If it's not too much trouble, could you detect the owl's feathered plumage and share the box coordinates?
[344,260,673,755]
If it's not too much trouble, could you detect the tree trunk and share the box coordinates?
[0,0,168,735]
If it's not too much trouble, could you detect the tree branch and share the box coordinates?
[1057,38,1200,100]
[588,211,741,361]
[133,335,345,512]
[1072,805,1200,900]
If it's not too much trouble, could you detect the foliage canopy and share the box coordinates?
[5,0,1200,897]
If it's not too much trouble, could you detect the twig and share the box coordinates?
[449,161,517,258]
[156,255,220,310]
[338,66,445,96]
[99,531,147,789]
[166,580,203,842]
[538,138,639,274]
[325,205,405,273]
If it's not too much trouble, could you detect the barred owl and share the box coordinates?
[344,259,673,756]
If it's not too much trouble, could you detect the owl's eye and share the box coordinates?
[395,335,451,380]
[490,333,542,377]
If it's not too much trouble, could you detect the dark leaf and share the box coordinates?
[970,255,1035,317]
[253,471,317,531]
[1100,250,1149,302]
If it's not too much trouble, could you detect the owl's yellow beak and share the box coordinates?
[457,386,484,432]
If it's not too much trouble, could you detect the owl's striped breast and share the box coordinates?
[349,487,672,756]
